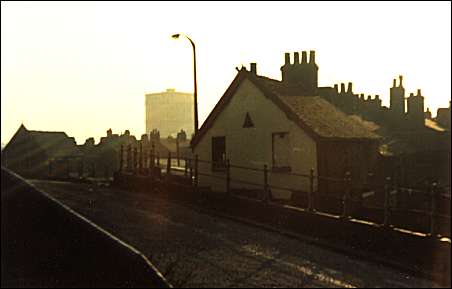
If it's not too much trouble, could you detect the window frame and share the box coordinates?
[271,132,291,172]
[211,136,226,172]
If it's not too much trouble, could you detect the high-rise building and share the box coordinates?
[145,89,194,139]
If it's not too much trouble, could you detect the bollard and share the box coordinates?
[384,177,391,227]
[226,159,230,196]
[342,171,352,219]
[119,145,124,172]
[308,168,314,212]
[430,182,438,237]
[263,164,269,203]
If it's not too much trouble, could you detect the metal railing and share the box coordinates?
[117,148,451,238]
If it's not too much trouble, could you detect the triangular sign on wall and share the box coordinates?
[243,112,255,128]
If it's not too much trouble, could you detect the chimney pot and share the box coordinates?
[340,83,346,93]
[417,89,421,96]
[334,84,339,93]
[284,53,290,65]
[309,50,315,63]
[294,52,300,64]
[301,51,307,63]
[347,82,353,93]
[399,75,403,87]
[250,63,257,75]
[393,79,397,87]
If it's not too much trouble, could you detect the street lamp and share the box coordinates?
[171,33,199,136]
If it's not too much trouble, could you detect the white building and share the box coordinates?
[191,58,380,200]
[145,89,194,138]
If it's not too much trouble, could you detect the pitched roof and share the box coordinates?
[279,96,380,139]
[28,130,82,158]
[191,69,380,147]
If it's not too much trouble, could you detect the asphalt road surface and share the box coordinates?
[30,180,441,288]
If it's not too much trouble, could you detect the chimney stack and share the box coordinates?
[399,75,403,87]
[301,51,307,63]
[334,84,339,94]
[347,82,353,93]
[417,89,421,96]
[309,50,315,64]
[393,79,397,87]
[294,52,300,64]
[340,83,346,94]
[250,63,257,75]
[284,53,290,65]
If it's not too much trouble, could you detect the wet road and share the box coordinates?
[30,180,440,288]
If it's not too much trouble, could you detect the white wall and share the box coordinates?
[193,78,318,199]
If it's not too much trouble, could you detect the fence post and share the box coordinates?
[151,143,155,169]
[189,158,193,184]
[167,152,171,176]
[263,164,269,203]
[308,168,314,212]
[119,145,123,172]
[384,176,391,227]
[194,155,199,189]
[342,171,352,219]
[226,159,230,196]
[127,144,131,171]
[176,137,180,167]
[430,182,438,237]
[133,147,138,175]
[139,142,143,173]
[79,160,84,178]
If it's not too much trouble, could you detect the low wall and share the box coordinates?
[1,167,171,288]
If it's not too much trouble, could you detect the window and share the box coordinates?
[242,112,255,128]
[272,132,290,171]
[212,136,226,170]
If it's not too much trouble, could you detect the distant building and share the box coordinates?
[435,101,451,130]
[145,89,194,139]
[1,124,82,178]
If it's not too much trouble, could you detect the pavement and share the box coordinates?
[28,179,444,288]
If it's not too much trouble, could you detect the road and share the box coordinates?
[30,179,440,288]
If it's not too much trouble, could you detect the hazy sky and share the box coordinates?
[2,1,451,144]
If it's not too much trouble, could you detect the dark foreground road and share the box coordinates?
[30,179,442,288]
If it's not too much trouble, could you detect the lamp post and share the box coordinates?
[171,33,198,136]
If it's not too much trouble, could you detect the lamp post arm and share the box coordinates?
[184,35,198,135]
